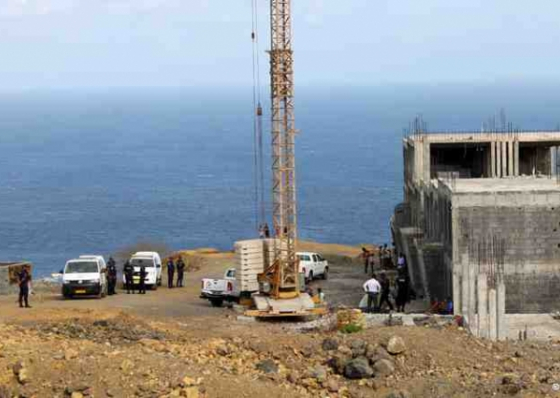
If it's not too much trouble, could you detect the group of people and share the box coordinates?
[166,256,186,288]
[122,259,147,294]
[363,270,410,313]
[361,244,397,275]
[105,255,189,295]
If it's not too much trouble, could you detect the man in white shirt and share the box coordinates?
[363,275,381,313]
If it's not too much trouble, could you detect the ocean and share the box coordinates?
[1,83,560,277]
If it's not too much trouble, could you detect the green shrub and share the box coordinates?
[340,323,363,334]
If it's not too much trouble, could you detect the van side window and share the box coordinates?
[317,255,325,262]
[312,255,319,262]
[226,269,235,278]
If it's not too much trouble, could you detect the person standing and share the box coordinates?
[123,260,134,294]
[167,257,175,288]
[107,258,117,295]
[176,257,185,288]
[378,272,394,312]
[138,265,147,294]
[17,266,31,308]
[397,253,406,270]
[395,273,409,312]
[361,247,370,274]
[363,274,381,313]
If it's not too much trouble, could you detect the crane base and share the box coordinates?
[244,293,327,318]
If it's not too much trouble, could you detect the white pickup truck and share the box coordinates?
[297,252,329,282]
[200,268,236,307]
[200,252,328,307]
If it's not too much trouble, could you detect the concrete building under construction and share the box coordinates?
[392,130,560,338]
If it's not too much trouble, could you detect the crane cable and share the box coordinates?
[251,0,265,233]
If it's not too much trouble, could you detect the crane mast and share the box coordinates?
[270,0,298,297]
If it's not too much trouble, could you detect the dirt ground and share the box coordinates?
[1,242,560,398]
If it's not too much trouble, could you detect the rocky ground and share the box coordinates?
[0,242,560,397]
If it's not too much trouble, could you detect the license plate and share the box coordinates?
[133,277,140,282]
[75,289,86,294]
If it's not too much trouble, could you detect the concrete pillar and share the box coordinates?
[496,140,502,178]
[452,273,461,316]
[460,254,469,317]
[477,274,488,339]
[501,141,507,177]
[488,287,497,341]
[514,140,520,176]
[491,141,496,177]
[416,243,430,300]
[508,140,514,177]
[496,280,507,341]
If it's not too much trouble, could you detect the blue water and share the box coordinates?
[1,83,560,277]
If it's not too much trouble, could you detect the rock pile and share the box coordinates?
[326,335,406,381]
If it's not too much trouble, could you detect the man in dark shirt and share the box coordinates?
[378,272,394,312]
[176,257,185,288]
[167,258,175,288]
[138,265,147,294]
[17,267,31,308]
[123,260,134,294]
[107,258,118,295]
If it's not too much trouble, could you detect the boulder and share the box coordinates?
[386,336,406,355]
[216,345,230,356]
[350,339,367,357]
[256,359,278,374]
[322,338,339,351]
[308,365,328,382]
[325,379,340,393]
[344,357,373,379]
[328,354,351,375]
[373,359,395,377]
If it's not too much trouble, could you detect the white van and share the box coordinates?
[122,251,162,290]
[62,255,108,298]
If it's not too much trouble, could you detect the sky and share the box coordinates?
[1,0,560,90]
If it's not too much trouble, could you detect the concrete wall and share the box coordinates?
[454,203,560,313]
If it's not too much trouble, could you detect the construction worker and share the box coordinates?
[167,257,175,288]
[107,258,117,295]
[363,274,381,313]
[361,247,370,274]
[138,265,147,294]
[395,273,409,312]
[17,266,31,308]
[176,257,185,288]
[123,260,134,294]
[378,272,394,312]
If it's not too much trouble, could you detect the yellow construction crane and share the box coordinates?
[249,0,322,316]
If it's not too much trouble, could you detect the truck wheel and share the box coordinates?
[306,271,313,283]
[322,268,328,280]
[210,299,224,308]
[157,278,162,287]
[151,283,157,291]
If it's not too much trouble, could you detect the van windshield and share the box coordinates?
[130,258,155,267]
[65,261,98,274]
